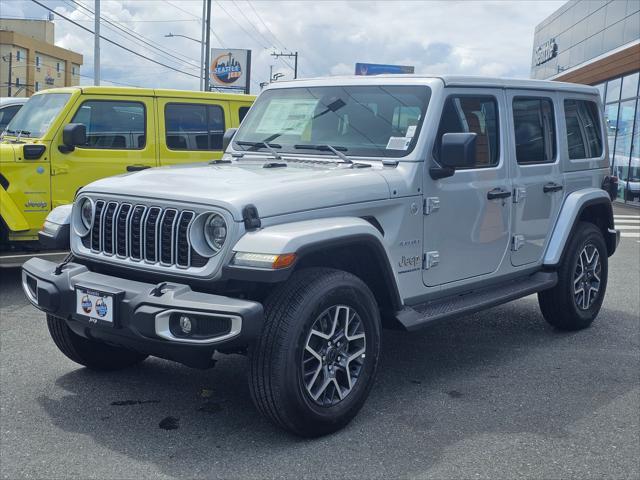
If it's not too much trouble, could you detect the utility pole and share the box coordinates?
[199,0,206,91]
[203,0,212,91]
[94,0,100,85]
[6,52,12,97]
[271,51,298,79]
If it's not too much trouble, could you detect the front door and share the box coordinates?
[423,89,512,287]
[507,92,564,267]
[50,95,156,206]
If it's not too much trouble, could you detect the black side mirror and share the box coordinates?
[430,132,477,179]
[222,128,238,151]
[60,123,86,153]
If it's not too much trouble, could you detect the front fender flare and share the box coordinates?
[0,188,29,232]
[543,188,613,266]
[227,217,402,309]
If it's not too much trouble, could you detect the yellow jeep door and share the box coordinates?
[50,95,156,206]
[157,98,230,165]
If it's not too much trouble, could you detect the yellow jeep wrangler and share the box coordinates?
[0,86,254,250]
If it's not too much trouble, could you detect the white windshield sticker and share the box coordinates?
[386,136,411,150]
[406,125,417,138]
[255,99,318,136]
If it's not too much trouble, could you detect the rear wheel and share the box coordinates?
[248,268,381,437]
[538,222,608,331]
[47,314,147,370]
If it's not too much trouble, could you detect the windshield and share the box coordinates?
[233,85,430,158]
[4,93,71,138]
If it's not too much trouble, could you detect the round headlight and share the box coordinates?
[203,213,227,253]
[80,198,93,229]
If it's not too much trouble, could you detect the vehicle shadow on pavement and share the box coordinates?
[36,296,639,479]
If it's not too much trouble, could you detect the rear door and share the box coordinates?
[423,89,512,287]
[507,91,564,266]
[157,98,230,165]
[50,95,155,206]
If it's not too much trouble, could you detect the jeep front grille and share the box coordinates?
[85,200,208,268]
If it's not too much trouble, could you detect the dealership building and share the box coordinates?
[531,0,639,205]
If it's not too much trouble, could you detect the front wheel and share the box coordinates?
[248,268,381,437]
[47,315,148,370]
[538,222,608,331]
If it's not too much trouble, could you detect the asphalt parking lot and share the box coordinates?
[1,210,638,480]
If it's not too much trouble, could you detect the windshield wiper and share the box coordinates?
[235,140,283,160]
[294,144,353,164]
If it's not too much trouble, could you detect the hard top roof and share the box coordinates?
[268,74,598,95]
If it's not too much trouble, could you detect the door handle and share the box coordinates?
[543,182,563,193]
[126,164,150,172]
[487,188,512,200]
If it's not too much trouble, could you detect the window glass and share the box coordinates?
[613,99,637,164]
[164,103,225,151]
[238,106,250,123]
[5,93,70,138]
[594,82,606,101]
[620,72,639,100]
[605,77,622,103]
[563,99,604,159]
[0,105,22,131]
[434,96,499,168]
[513,97,556,164]
[604,103,619,153]
[71,100,146,149]
[234,85,430,158]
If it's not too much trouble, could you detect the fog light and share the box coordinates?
[179,314,193,335]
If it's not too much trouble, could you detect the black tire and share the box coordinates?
[46,314,147,370]
[538,222,608,331]
[248,267,381,437]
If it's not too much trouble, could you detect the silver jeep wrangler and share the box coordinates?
[23,75,620,436]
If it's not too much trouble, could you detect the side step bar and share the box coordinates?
[395,271,557,331]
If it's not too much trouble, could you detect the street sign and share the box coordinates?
[210,48,252,94]
[355,63,415,76]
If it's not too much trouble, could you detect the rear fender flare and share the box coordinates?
[543,188,613,266]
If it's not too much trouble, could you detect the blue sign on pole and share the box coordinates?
[355,63,415,76]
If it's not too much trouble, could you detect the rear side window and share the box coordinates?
[434,95,499,168]
[512,97,556,164]
[71,100,146,149]
[563,99,603,159]
[165,103,225,151]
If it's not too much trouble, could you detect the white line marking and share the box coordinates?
[0,251,68,260]
[614,214,640,219]
[620,232,640,238]
[616,225,640,230]
[614,219,640,224]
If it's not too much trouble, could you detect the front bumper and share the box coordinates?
[22,258,264,368]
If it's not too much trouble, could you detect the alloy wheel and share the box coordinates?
[574,243,602,311]
[302,305,366,406]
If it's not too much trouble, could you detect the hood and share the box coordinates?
[82,161,391,220]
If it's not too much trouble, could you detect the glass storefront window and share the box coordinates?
[594,82,606,101]
[620,72,639,100]
[605,77,622,104]
[604,103,619,153]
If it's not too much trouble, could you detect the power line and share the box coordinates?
[246,0,289,51]
[159,0,226,48]
[213,0,270,49]
[230,0,274,49]
[67,0,201,70]
[30,0,201,79]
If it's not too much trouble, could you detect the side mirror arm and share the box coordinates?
[429,166,455,180]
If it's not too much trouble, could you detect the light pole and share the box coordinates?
[165,31,208,91]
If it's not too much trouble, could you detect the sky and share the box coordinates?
[3,0,566,93]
